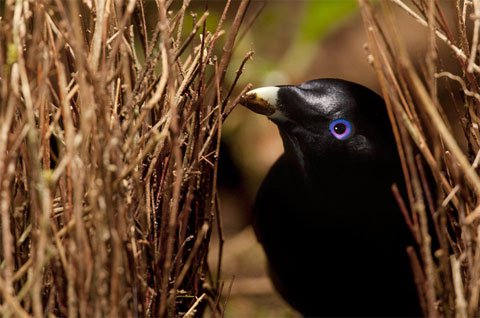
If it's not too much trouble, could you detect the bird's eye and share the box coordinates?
[329,119,352,140]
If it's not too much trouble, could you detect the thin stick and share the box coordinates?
[451,255,468,318]
[468,0,480,73]
[183,293,206,318]
[390,0,480,73]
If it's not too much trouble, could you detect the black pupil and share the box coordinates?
[334,123,346,135]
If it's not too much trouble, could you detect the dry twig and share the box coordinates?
[0,0,250,316]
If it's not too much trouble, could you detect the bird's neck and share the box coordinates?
[279,130,307,176]
[287,152,400,191]
[279,130,401,189]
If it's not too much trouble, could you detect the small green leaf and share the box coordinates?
[7,42,18,65]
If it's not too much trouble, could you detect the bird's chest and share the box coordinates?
[288,175,398,230]
[270,180,405,268]
[254,160,405,264]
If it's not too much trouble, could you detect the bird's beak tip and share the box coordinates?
[240,87,279,116]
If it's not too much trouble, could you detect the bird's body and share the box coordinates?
[242,79,421,317]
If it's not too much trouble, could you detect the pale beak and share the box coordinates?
[240,86,280,116]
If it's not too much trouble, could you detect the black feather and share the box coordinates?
[247,79,421,317]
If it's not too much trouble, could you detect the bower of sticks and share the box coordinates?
[0,0,252,316]
[3,0,480,317]
[360,0,480,317]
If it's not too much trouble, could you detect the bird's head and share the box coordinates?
[241,78,398,178]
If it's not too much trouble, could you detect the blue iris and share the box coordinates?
[329,119,352,140]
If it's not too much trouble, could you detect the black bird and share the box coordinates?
[241,79,421,317]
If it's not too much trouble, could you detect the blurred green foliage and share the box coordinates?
[298,0,358,44]
[280,0,359,80]
[227,0,360,88]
